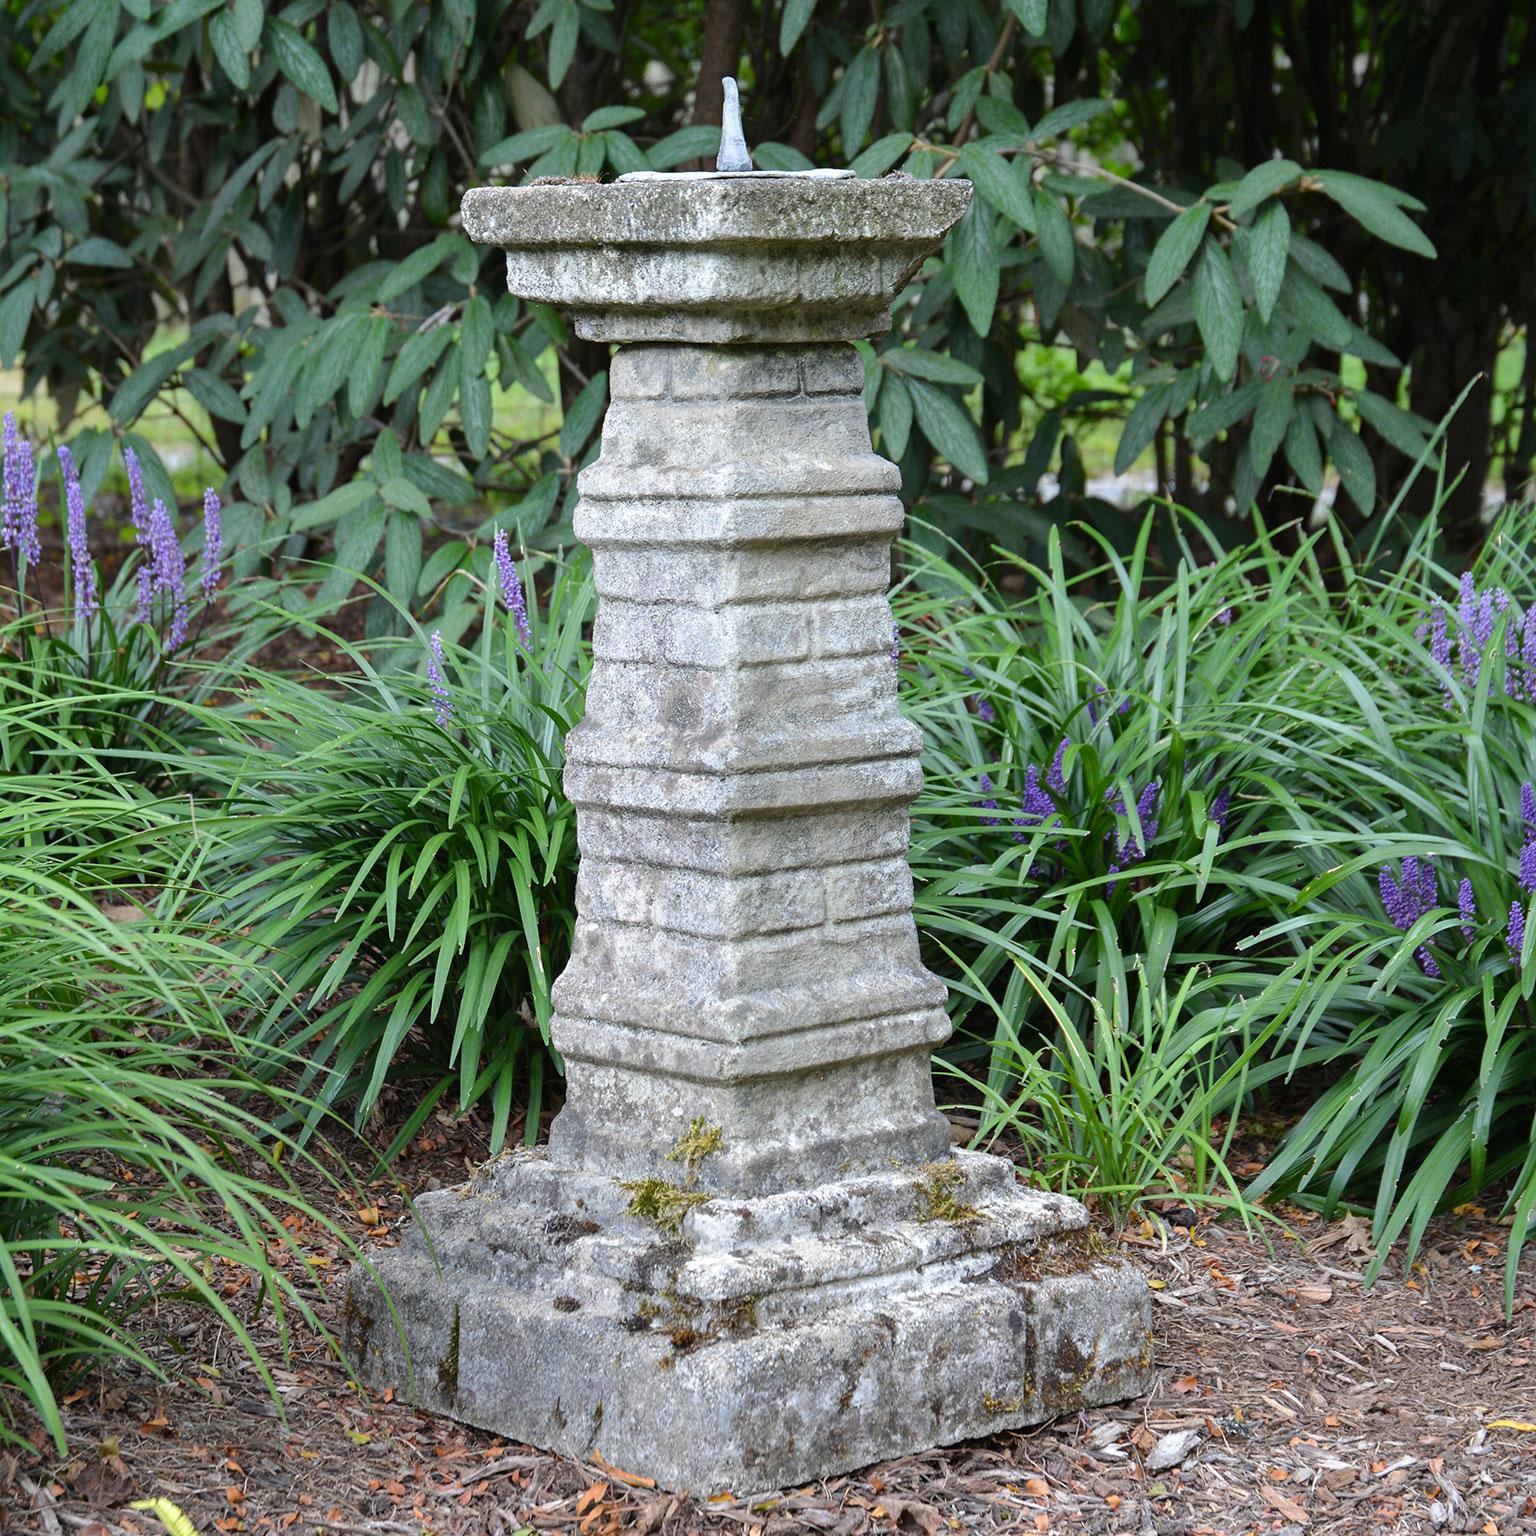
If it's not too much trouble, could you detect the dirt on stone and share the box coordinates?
[3,1111,1533,1536]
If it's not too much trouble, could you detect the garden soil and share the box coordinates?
[3,1110,1533,1536]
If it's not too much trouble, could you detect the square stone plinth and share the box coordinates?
[345,1150,1152,1492]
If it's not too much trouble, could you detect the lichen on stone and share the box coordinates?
[618,1177,711,1234]
[913,1161,981,1223]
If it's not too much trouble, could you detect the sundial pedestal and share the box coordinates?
[345,174,1151,1493]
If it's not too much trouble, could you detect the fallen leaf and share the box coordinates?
[1260,1483,1308,1523]
[1172,1374,1200,1394]
[576,1481,610,1516]
[1144,1428,1202,1472]
[1489,1418,1536,1431]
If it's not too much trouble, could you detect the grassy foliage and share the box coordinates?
[0,765,355,1455]
[202,556,591,1155]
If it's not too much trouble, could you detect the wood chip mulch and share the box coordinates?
[4,1126,1533,1536]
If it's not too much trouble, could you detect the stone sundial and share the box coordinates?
[346,79,1150,1492]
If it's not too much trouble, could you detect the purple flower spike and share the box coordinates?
[1508,900,1525,967]
[1012,763,1057,842]
[123,445,150,541]
[1458,878,1476,944]
[493,528,532,649]
[1380,858,1442,977]
[1210,786,1232,838]
[976,772,1000,827]
[1046,737,1069,797]
[147,499,181,594]
[975,698,995,724]
[201,489,222,599]
[2,411,21,551]
[58,446,98,624]
[146,498,188,649]
[135,564,154,627]
[1520,836,1536,897]
[2,415,39,568]
[1522,782,1536,832]
[1133,780,1161,846]
[427,629,453,727]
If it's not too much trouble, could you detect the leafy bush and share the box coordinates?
[0,771,354,1455]
[1246,507,1536,1309]
[0,0,1446,594]
[204,542,590,1153]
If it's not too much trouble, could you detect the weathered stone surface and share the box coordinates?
[460,176,972,343]
[346,1151,1154,1493]
[349,169,1151,1491]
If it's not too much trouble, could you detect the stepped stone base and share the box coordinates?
[345,1149,1153,1492]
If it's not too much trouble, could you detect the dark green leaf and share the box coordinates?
[65,237,133,269]
[1247,201,1289,323]
[379,475,431,516]
[1248,375,1294,478]
[0,278,35,370]
[290,479,376,532]
[1035,192,1076,286]
[1226,158,1302,220]
[1355,390,1433,461]
[1005,0,1049,32]
[781,0,817,52]
[1144,201,1210,306]
[1192,239,1244,381]
[559,373,608,458]
[327,4,365,81]
[460,295,493,377]
[183,367,247,424]
[1314,171,1437,259]
[110,339,198,426]
[385,510,423,603]
[383,324,455,405]
[906,378,988,483]
[840,46,881,154]
[479,125,570,167]
[460,372,492,460]
[646,126,720,169]
[949,198,999,339]
[1277,266,1353,351]
[1330,424,1377,514]
[377,234,460,303]
[582,105,645,131]
[1186,381,1260,444]
[850,133,916,180]
[1030,98,1113,141]
[208,12,251,89]
[547,3,579,90]
[1284,410,1324,495]
[1114,383,1170,476]
[265,18,338,114]
[958,143,1036,230]
[877,372,912,461]
[1286,233,1350,292]
[882,347,984,386]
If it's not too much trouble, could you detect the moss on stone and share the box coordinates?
[1005,1225,1115,1283]
[618,1177,712,1234]
[913,1162,981,1224]
[436,1304,460,1403]
[666,1118,724,1180]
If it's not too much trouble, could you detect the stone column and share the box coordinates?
[346,173,1151,1493]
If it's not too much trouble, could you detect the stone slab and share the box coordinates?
[346,1150,1153,1492]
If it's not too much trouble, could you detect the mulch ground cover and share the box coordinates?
[4,1110,1534,1536]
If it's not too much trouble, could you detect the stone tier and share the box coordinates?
[545,342,950,1195]
[345,1150,1153,1493]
